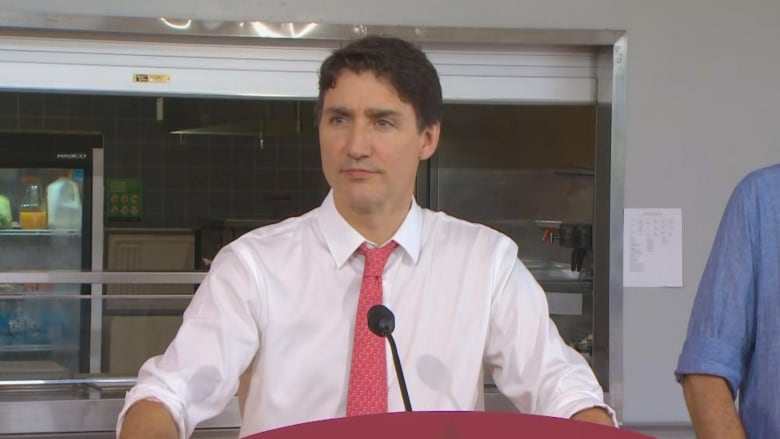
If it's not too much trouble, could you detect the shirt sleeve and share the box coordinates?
[675,181,758,395]
[116,243,265,439]
[483,238,614,422]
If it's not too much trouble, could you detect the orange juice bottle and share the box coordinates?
[19,175,47,229]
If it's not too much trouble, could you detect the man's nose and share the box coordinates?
[345,123,371,158]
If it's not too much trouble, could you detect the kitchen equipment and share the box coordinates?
[0,131,103,373]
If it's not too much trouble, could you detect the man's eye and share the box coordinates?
[329,116,346,125]
[376,119,393,128]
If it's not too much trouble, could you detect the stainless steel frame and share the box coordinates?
[90,148,104,374]
[0,12,627,434]
[0,11,623,46]
[0,272,205,285]
[592,36,627,419]
[608,37,627,420]
[0,398,241,435]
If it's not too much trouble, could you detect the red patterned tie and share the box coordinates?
[346,241,398,416]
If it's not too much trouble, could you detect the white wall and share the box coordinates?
[4,0,780,425]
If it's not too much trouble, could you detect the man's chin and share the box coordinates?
[346,197,382,215]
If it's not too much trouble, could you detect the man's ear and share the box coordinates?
[419,122,440,160]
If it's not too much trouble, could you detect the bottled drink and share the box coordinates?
[47,174,82,230]
[19,175,47,229]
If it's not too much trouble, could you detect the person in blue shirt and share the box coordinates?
[676,163,780,439]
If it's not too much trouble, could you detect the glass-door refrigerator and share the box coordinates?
[0,131,103,374]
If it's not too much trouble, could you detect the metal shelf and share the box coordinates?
[0,228,81,237]
[0,343,79,353]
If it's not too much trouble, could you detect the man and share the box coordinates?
[118,36,614,439]
[676,164,780,439]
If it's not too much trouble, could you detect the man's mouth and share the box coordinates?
[342,168,376,178]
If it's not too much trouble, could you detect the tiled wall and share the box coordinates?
[0,92,329,228]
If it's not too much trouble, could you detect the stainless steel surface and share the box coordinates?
[0,377,136,387]
[0,36,600,103]
[0,229,80,236]
[0,294,195,300]
[0,344,77,354]
[0,271,205,284]
[0,397,241,435]
[0,12,624,46]
[0,385,519,435]
[90,147,104,374]
[592,45,613,399]
[430,101,602,376]
[607,36,627,420]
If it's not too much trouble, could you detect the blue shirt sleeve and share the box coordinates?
[675,178,758,396]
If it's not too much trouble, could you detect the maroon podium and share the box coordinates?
[244,411,655,439]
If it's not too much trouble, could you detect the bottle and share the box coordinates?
[0,299,11,344]
[19,175,47,229]
[47,174,82,230]
[0,193,11,228]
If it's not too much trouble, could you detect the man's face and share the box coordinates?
[319,70,439,218]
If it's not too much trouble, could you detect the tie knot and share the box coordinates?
[358,241,398,277]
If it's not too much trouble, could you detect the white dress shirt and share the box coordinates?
[118,191,611,438]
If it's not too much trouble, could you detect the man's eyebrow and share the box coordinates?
[322,106,352,116]
[365,108,403,119]
[321,107,404,120]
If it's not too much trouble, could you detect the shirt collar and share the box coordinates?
[316,190,422,268]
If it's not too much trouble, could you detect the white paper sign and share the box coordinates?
[623,208,683,287]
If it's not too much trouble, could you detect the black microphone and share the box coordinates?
[367,304,412,412]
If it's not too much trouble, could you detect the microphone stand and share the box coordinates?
[368,304,413,412]
[386,333,412,412]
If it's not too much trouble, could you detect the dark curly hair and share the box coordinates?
[316,35,443,132]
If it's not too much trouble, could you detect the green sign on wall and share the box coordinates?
[107,178,142,220]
